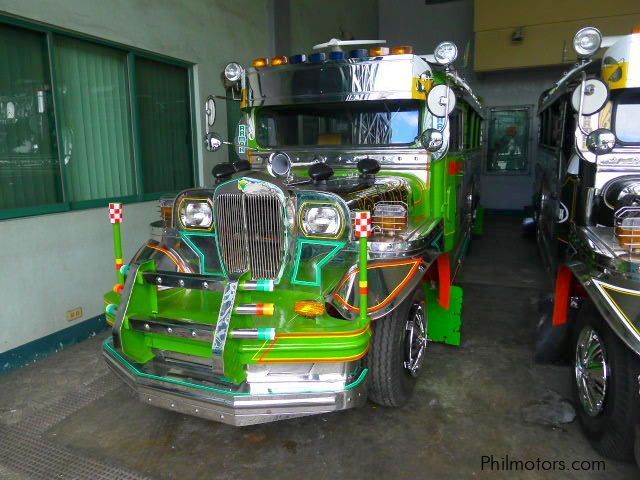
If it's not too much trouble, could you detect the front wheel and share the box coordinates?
[365,288,427,407]
[572,303,640,461]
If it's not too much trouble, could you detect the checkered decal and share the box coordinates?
[354,211,372,238]
[109,203,123,224]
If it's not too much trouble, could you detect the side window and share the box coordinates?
[449,109,463,152]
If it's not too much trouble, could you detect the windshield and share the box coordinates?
[614,89,640,144]
[255,101,421,148]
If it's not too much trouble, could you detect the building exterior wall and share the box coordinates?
[379,0,563,210]
[474,0,640,71]
[0,0,273,353]
[288,0,379,54]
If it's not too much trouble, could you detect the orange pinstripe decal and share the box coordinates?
[277,325,370,338]
[333,259,422,313]
[258,346,370,364]
[258,338,279,362]
[146,244,187,273]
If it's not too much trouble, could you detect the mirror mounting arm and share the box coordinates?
[576,71,590,136]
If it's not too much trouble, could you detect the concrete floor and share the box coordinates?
[0,216,638,479]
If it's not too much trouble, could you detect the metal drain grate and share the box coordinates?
[0,373,152,480]
[17,374,121,434]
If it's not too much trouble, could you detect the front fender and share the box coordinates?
[566,262,640,356]
[329,258,428,320]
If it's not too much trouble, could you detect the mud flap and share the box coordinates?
[534,299,571,364]
[425,284,463,346]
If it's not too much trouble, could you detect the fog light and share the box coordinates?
[295,301,325,317]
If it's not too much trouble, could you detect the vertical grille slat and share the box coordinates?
[215,190,286,280]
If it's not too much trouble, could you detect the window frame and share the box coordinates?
[483,105,532,176]
[253,100,423,149]
[0,14,199,220]
[611,88,640,146]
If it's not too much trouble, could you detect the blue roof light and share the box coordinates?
[329,51,346,60]
[289,54,307,64]
[349,49,369,59]
[309,52,326,63]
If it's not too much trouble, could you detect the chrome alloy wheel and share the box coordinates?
[404,303,427,377]
[575,326,609,417]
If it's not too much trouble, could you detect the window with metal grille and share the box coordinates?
[0,19,196,219]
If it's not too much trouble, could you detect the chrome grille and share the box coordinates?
[216,192,286,279]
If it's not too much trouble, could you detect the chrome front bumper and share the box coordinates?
[102,339,368,426]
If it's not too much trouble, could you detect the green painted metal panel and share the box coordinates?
[425,284,463,346]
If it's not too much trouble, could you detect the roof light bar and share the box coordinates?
[289,54,307,64]
[252,57,269,68]
[369,46,390,56]
[271,55,288,66]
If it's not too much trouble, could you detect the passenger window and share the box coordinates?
[449,109,463,152]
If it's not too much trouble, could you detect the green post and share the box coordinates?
[109,203,125,285]
[356,211,370,322]
[359,235,368,322]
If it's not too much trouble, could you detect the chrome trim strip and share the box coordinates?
[212,280,238,374]
[113,263,141,352]
[142,271,226,291]
[103,340,368,426]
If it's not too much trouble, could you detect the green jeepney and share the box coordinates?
[102,39,484,425]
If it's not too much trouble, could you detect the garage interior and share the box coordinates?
[1,0,640,478]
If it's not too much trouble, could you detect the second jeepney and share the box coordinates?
[532,27,640,464]
[102,39,484,425]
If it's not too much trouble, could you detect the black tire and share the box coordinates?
[571,302,640,461]
[365,287,426,407]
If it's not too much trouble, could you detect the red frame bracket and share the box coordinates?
[437,253,451,310]
[552,265,573,326]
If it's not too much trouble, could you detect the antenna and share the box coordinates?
[312,38,386,52]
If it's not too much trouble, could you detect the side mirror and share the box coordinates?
[205,96,216,128]
[571,78,608,115]
[204,131,222,152]
[427,85,456,118]
[586,128,616,155]
[420,128,444,152]
[203,95,221,152]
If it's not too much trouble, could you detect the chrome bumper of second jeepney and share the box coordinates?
[102,338,368,426]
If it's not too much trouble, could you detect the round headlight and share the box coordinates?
[586,128,616,155]
[224,62,244,82]
[179,200,213,229]
[434,41,458,65]
[301,205,342,237]
[573,27,602,57]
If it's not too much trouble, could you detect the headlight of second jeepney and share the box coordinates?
[178,199,214,229]
[299,204,343,238]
